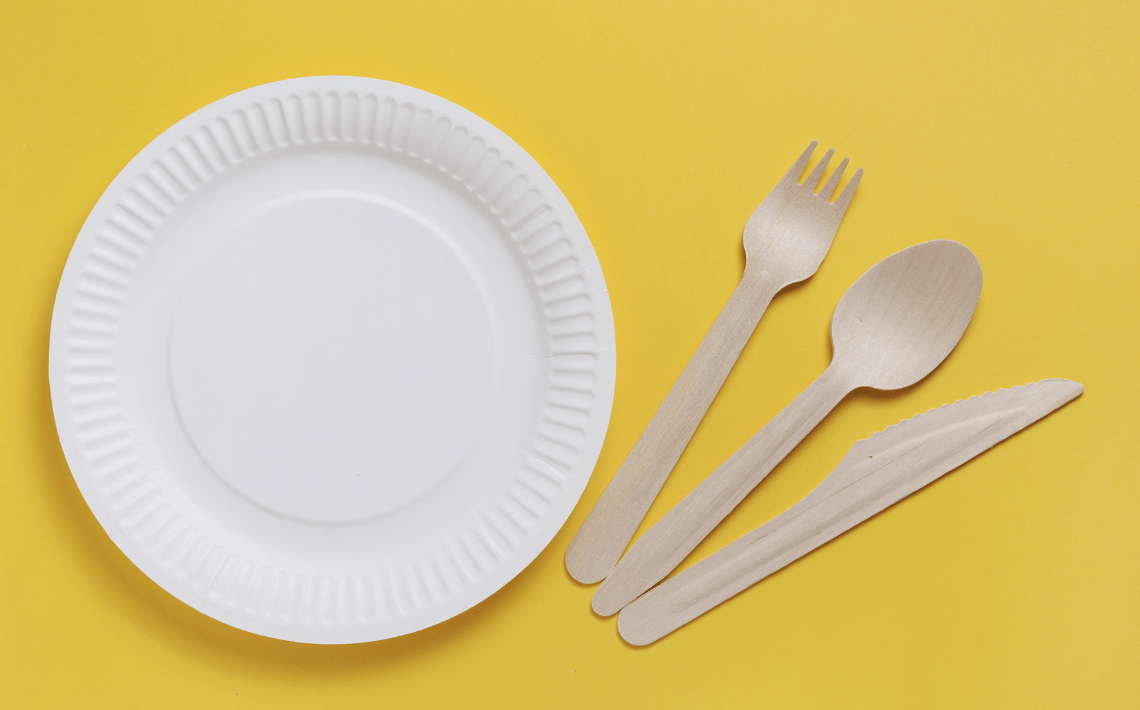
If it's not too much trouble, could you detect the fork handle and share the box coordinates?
[565,266,781,584]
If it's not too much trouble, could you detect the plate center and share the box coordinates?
[169,190,497,523]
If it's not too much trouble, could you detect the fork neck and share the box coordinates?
[739,261,787,301]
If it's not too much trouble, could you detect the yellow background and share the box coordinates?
[2,0,1137,707]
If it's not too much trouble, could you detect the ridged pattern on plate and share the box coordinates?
[57,84,611,635]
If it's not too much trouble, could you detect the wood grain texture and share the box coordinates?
[617,379,1084,645]
[565,142,863,583]
[592,240,983,615]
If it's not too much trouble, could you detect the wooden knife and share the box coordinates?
[617,379,1084,645]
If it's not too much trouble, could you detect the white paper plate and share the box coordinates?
[49,76,615,643]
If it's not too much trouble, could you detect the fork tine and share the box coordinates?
[781,141,818,185]
[832,167,864,212]
[820,157,850,200]
[802,148,835,190]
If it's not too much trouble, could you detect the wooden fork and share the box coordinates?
[566,142,863,584]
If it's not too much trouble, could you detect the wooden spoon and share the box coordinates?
[591,240,982,616]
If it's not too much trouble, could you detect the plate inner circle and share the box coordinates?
[169,190,497,524]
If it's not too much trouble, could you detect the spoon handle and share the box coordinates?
[566,267,781,583]
[590,364,851,615]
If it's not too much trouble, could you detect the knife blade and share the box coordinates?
[616,379,1084,645]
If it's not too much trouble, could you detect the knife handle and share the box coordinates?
[615,473,869,645]
[565,267,780,584]
[615,410,1003,645]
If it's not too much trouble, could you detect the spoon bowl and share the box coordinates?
[833,240,983,390]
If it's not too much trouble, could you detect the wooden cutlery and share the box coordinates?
[592,240,983,616]
[566,142,863,584]
[617,379,1084,645]
[565,142,1080,646]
